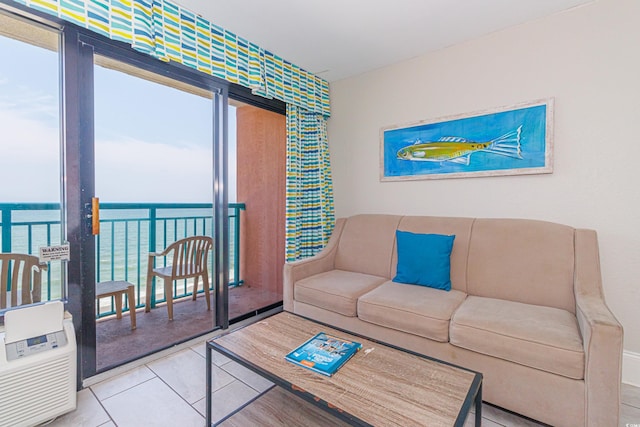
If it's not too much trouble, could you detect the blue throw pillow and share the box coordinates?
[393,231,455,291]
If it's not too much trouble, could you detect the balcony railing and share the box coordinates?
[0,202,245,317]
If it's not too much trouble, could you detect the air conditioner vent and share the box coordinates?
[0,316,76,427]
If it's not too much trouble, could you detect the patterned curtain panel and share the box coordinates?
[285,104,335,262]
[11,0,331,116]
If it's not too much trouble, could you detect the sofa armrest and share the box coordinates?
[282,218,346,312]
[574,229,623,427]
[576,296,623,426]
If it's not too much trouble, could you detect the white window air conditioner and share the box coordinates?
[0,301,77,427]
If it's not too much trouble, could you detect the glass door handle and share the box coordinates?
[90,197,100,235]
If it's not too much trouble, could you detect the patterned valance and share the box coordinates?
[13,0,331,116]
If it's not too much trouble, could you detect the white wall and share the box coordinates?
[328,0,640,383]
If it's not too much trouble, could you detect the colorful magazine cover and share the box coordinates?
[285,332,362,376]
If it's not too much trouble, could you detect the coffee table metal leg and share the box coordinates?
[475,383,482,427]
[206,344,212,426]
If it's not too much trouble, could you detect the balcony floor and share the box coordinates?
[97,285,281,371]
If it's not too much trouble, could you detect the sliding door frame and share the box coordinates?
[76,31,231,380]
[61,26,97,388]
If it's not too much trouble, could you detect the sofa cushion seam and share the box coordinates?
[359,298,453,321]
[296,286,359,303]
[451,322,584,354]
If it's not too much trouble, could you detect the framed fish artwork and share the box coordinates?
[380,98,553,181]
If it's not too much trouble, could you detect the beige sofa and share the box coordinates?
[283,214,623,427]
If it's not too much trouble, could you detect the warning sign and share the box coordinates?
[39,244,71,262]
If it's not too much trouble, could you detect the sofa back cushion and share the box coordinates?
[467,218,576,314]
[392,216,474,293]
[335,214,402,278]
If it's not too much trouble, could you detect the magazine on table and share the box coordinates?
[285,332,362,376]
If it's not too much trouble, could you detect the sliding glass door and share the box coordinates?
[91,53,223,370]
[63,30,229,377]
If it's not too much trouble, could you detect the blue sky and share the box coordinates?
[0,36,59,202]
[0,33,235,203]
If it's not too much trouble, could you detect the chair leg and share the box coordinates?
[145,255,155,313]
[164,278,174,321]
[145,275,153,313]
[202,273,211,311]
[192,276,200,301]
[115,294,123,319]
[127,285,136,330]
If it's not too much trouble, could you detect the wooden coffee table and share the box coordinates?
[206,312,482,426]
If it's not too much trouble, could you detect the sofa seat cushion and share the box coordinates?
[357,281,467,342]
[294,270,386,317]
[450,296,585,379]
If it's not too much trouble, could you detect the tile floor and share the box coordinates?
[48,339,640,427]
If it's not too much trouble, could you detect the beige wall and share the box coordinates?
[328,0,640,373]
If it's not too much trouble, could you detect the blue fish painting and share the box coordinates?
[381,100,553,180]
